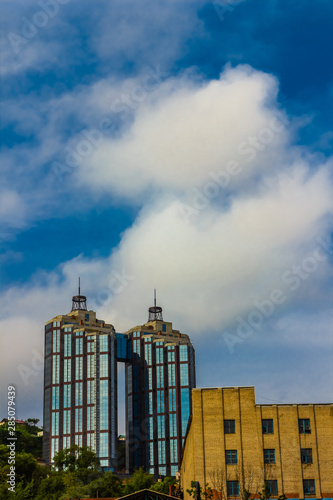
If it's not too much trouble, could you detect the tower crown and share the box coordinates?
[71,277,87,311]
[148,289,163,321]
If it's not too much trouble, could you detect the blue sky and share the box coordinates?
[0,0,332,430]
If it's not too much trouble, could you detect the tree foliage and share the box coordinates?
[187,480,213,500]
[123,467,154,494]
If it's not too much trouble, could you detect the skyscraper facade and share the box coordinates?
[43,291,118,469]
[43,289,196,476]
[124,302,196,476]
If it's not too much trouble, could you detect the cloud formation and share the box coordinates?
[1,63,332,420]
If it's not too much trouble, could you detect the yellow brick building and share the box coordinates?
[180,387,333,500]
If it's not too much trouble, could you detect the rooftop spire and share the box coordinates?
[148,289,163,321]
[71,277,87,311]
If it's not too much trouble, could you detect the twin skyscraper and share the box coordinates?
[43,288,195,476]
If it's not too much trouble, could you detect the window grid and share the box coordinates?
[301,448,313,464]
[64,359,71,383]
[169,388,176,412]
[168,364,176,386]
[179,344,188,361]
[53,329,60,353]
[75,356,83,380]
[262,419,274,434]
[75,382,83,406]
[266,480,278,495]
[225,449,237,464]
[303,480,315,495]
[180,363,189,386]
[52,355,60,384]
[224,420,236,434]
[63,384,71,408]
[227,481,239,496]
[157,365,164,389]
[63,409,71,434]
[158,415,165,438]
[75,408,82,432]
[75,337,83,355]
[264,449,275,464]
[299,418,311,434]
[100,335,108,352]
[64,334,71,356]
[181,388,190,436]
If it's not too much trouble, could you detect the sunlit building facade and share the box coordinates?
[42,290,117,469]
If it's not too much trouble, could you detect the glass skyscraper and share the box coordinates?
[43,290,195,476]
[43,290,117,469]
[124,303,196,476]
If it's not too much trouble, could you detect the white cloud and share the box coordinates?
[1,64,332,418]
[78,65,292,200]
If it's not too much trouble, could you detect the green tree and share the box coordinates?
[53,445,100,484]
[88,471,124,498]
[187,480,213,500]
[123,468,154,494]
[35,473,66,500]
[151,476,178,495]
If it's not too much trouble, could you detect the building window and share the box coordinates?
[180,364,189,386]
[169,413,177,438]
[158,415,165,438]
[224,420,235,434]
[181,388,190,436]
[75,337,83,355]
[303,480,315,495]
[179,344,188,361]
[157,365,164,389]
[299,418,311,434]
[169,388,176,412]
[168,363,176,386]
[264,449,275,464]
[262,419,274,434]
[52,355,60,384]
[100,335,108,352]
[158,440,166,465]
[156,347,163,364]
[162,324,166,332]
[266,480,278,495]
[45,331,52,356]
[157,390,165,414]
[227,481,239,496]
[168,347,175,362]
[75,382,83,406]
[170,439,178,463]
[64,334,71,357]
[85,314,89,321]
[225,450,237,464]
[301,448,313,464]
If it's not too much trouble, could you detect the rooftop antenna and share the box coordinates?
[71,276,87,311]
[148,288,163,321]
